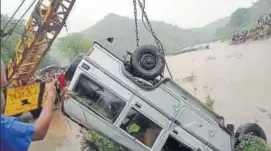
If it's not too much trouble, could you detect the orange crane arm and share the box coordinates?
[7,0,76,87]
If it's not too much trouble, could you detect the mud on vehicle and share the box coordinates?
[62,38,267,151]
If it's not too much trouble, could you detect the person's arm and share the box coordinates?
[32,80,57,141]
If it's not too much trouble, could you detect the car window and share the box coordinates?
[120,108,162,148]
[73,75,126,122]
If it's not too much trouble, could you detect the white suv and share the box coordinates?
[62,38,267,151]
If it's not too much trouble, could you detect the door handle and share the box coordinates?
[135,102,141,108]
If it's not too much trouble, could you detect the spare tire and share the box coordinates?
[131,45,165,80]
[235,123,267,141]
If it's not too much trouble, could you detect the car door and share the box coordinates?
[117,96,171,151]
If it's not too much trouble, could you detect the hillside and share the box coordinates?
[53,0,270,57]
[216,0,271,38]
[79,14,229,53]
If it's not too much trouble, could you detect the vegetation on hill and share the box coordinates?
[216,0,271,39]
[78,13,229,54]
[57,33,92,60]
[62,0,269,54]
[3,0,270,67]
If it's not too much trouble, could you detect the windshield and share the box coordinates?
[73,75,126,123]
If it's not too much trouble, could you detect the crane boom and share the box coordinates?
[7,0,76,86]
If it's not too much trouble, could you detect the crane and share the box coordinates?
[3,0,167,119]
[7,0,76,87]
[3,0,76,116]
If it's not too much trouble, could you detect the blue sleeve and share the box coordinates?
[1,116,35,151]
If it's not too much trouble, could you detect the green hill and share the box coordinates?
[6,0,269,63]
[79,13,229,53]
[216,0,271,39]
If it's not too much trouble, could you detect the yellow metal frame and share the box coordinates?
[4,82,47,116]
[7,0,76,87]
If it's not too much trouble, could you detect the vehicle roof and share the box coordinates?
[92,39,225,126]
[94,38,133,61]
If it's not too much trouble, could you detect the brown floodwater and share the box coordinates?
[29,39,271,151]
[166,39,271,141]
[29,110,82,151]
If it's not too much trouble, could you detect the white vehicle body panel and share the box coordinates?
[63,40,233,151]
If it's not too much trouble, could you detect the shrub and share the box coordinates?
[205,95,215,109]
[87,130,129,151]
[235,134,271,151]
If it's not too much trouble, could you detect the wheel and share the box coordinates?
[235,123,267,141]
[30,107,43,118]
[65,53,84,82]
[131,45,165,80]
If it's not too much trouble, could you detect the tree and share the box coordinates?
[57,33,92,60]
[38,54,59,69]
[1,14,23,64]
[1,14,60,69]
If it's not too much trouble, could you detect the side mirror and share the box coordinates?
[107,37,114,43]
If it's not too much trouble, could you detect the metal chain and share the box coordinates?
[133,0,139,47]
[136,0,164,54]
[132,0,172,79]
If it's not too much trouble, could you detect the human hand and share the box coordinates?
[60,88,71,101]
[46,79,57,104]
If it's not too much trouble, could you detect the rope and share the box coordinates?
[2,0,26,31]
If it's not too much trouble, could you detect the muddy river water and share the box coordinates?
[166,39,271,141]
[29,39,271,150]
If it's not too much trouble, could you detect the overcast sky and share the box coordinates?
[1,0,258,35]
